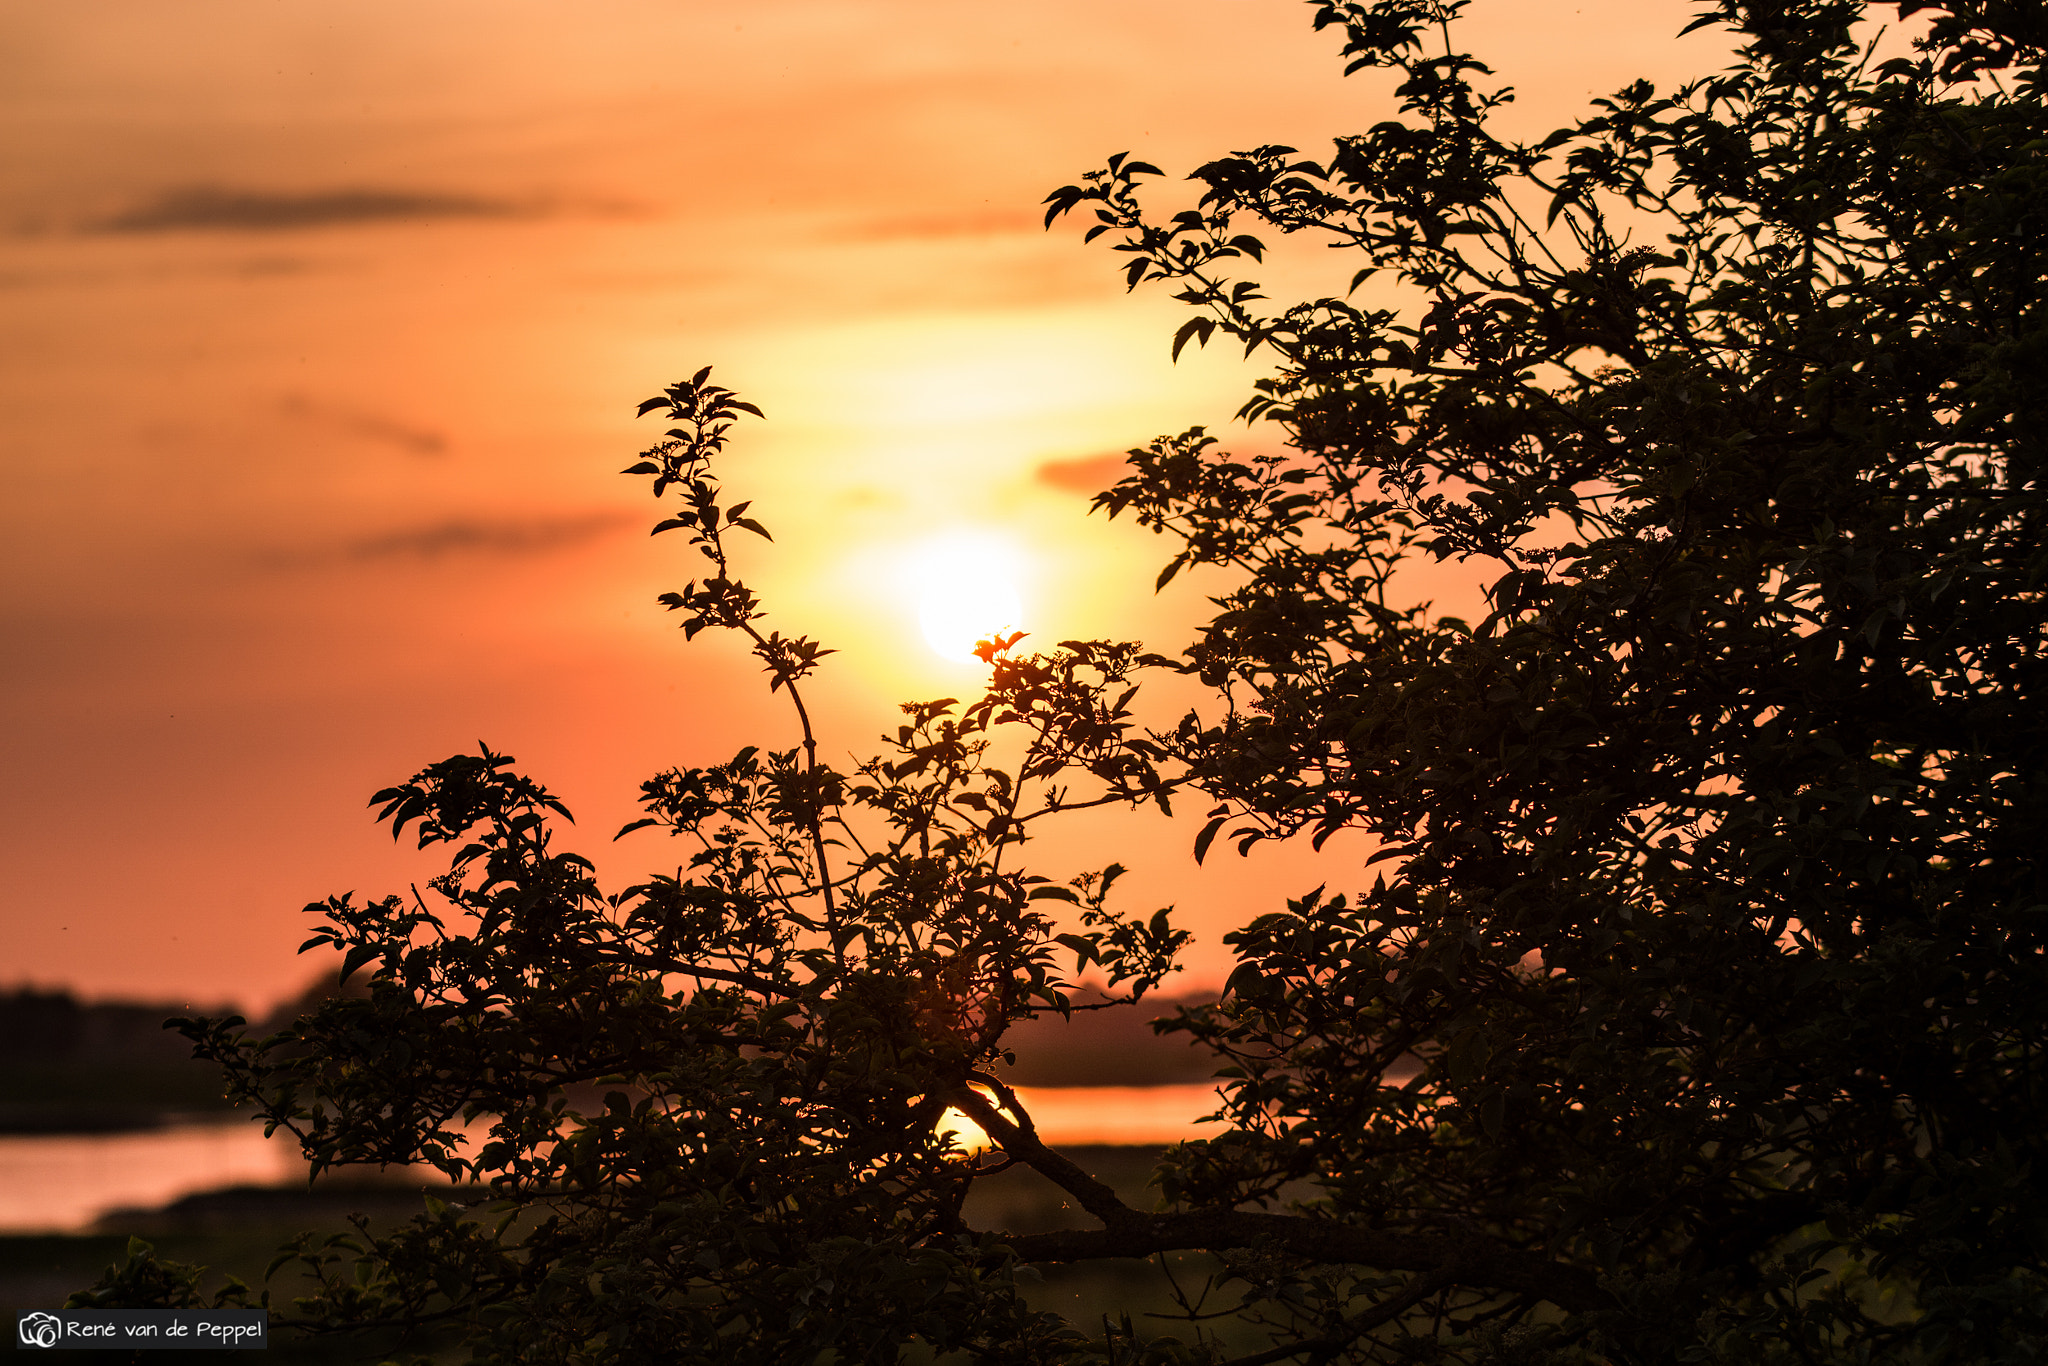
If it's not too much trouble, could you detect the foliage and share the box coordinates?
[87,1,2048,1362]
[107,366,1183,1364]
[1041,0,2048,1359]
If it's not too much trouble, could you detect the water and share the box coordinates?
[0,1121,304,1234]
[943,1084,1227,1149]
[0,1084,1228,1233]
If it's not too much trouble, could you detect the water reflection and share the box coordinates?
[0,1120,302,1234]
[0,1084,1226,1234]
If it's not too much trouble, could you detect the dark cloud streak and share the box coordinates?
[257,512,632,569]
[94,185,529,233]
[343,513,630,562]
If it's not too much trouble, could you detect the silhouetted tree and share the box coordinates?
[86,1,2046,1361]
[1040,0,2048,1358]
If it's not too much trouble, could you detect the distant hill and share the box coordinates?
[995,993,1220,1087]
[0,980,1221,1134]
[268,977,1223,1087]
[0,988,235,1131]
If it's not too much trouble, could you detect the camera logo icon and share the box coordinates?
[18,1312,61,1348]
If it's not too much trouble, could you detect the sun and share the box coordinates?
[910,533,1025,663]
[935,1105,991,1152]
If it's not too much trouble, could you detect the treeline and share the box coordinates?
[0,983,1218,1134]
[0,988,232,1131]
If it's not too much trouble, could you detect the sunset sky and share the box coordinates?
[1,0,1716,1011]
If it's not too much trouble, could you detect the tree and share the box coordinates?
[85,0,2046,1361]
[1040,0,2047,1358]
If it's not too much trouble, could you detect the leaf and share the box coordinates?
[1171,316,1218,362]
[339,943,382,983]
[1055,933,1100,967]
[1479,1088,1505,1139]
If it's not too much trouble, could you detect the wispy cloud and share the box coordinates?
[93,185,529,233]
[342,513,630,561]
[280,393,446,457]
[259,512,632,568]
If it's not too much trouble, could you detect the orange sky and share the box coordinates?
[0,0,1720,1011]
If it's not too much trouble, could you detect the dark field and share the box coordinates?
[3,1148,1268,1362]
[1,987,1254,1358]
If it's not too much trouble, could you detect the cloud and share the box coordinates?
[280,393,447,457]
[257,512,632,569]
[93,185,529,233]
[1034,451,1130,494]
[341,513,630,562]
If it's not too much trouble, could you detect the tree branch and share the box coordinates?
[950,1082,1139,1229]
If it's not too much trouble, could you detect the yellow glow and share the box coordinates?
[910,532,1025,663]
[936,1106,990,1151]
[748,310,1166,438]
